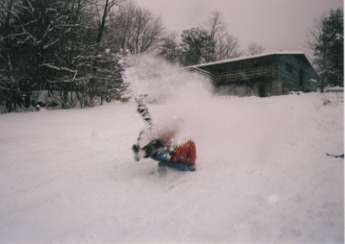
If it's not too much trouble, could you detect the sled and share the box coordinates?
[158,161,196,172]
[152,149,196,172]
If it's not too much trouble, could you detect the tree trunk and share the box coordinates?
[96,0,109,44]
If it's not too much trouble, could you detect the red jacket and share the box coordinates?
[171,140,196,165]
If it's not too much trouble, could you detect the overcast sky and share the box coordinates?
[135,0,343,57]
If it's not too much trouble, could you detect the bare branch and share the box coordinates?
[43,38,60,50]
[40,63,77,74]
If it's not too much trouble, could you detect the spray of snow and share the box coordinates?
[123,54,214,144]
[123,54,212,103]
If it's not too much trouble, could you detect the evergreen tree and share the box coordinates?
[310,8,343,88]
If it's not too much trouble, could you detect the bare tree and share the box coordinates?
[90,0,123,44]
[247,42,265,56]
[216,33,241,60]
[107,0,164,54]
[205,11,242,61]
[158,33,181,63]
[72,0,126,107]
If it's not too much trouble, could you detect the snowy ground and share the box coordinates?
[0,92,343,244]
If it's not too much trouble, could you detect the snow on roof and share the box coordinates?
[187,51,307,69]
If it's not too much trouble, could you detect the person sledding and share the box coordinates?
[132,95,197,171]
[140,132,197,171]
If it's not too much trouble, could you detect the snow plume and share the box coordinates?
[123,54,212,102]
[123,54,214,143]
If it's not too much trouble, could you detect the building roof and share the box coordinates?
[187,51,310,69]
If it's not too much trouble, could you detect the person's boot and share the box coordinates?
[132,144,140,161]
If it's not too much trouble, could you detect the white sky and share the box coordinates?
[134,0,343,57]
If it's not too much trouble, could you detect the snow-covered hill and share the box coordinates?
[0,91,343,244]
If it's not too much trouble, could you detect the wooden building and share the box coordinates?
[187,52,319,97]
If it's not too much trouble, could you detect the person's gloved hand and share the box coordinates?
[142,139,164,158]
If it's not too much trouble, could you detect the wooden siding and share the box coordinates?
[278,55,318,91]
[215,64,279,85]
[271,80,283,95]
[193,53,319,97]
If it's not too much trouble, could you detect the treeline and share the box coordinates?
[158,11,266,65]
[1,0,341,113]
[0,0,165,112]
[0,0,265,112]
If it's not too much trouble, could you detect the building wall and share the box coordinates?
[217,79,276,97]
[196,54,319,97]
[216,83,254,96]
[278,56,318,92]
[271,79,283,95]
